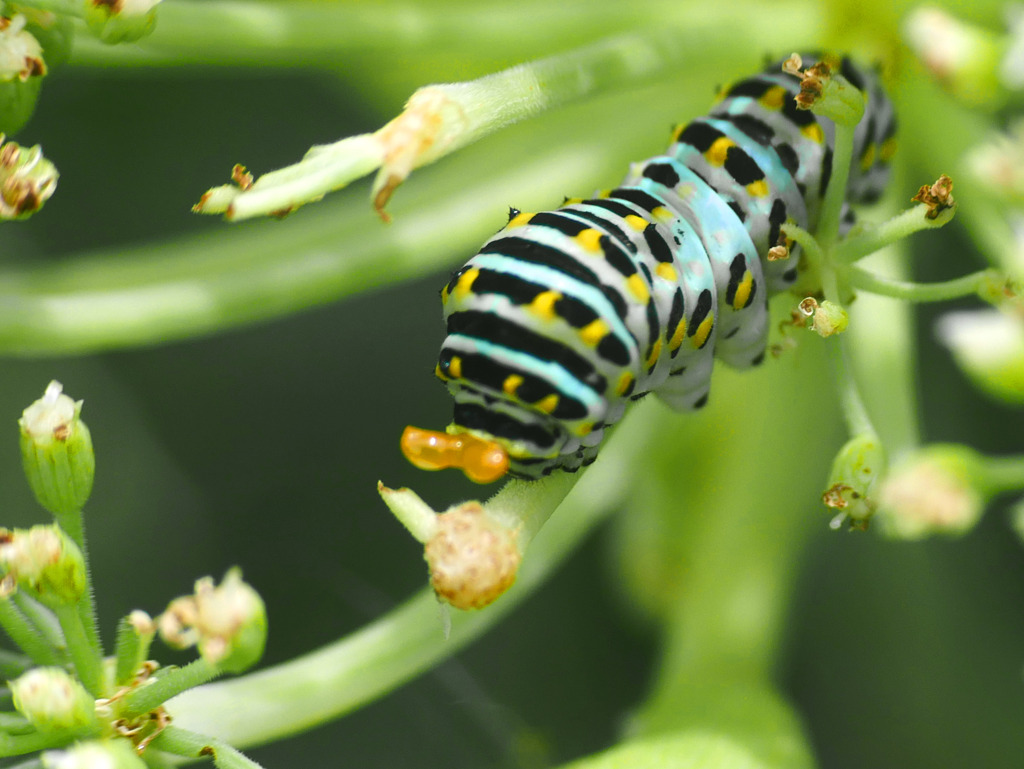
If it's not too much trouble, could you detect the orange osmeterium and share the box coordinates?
[400,426,510,483]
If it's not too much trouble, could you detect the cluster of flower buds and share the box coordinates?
[41,738,147,769]
[157,569,267,673]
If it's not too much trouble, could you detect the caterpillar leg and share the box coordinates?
[400,425,510,483]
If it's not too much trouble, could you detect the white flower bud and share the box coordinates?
[10,667,97,732]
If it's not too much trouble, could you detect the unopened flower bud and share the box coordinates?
[424,502,521,610]
[85,0,161,45]
[19,381,93,515]
[0,15,46,135]
[877,445,986,539]
[10,667,97,732]
[822,433,886,529]
[158,569,266,674]
[42,739,147,769]
[904,8,1005,105]
[114,610,156,686]
[0,524,86,605]
[936,309,1024,403]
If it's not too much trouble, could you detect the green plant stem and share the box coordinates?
[834,201,958,264]
[0,712,33,734]
[832,336,877,439]
[0,599,60,666]
[164,419,637,748]
[121,659,221,718]
[52,603,103,697]
[10,593,66,659]
[153,727,264,769]
[52,510,103,664]
[0,648,33,678]
[65,0,816,69]
[847,265,994,302]
[815,97,861,253]
[978,453,1024,496]
[0,726,73,758]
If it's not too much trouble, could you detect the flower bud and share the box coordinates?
[904,8,1005,106]
[936,309,1024,404]
[0,524,87,606]
[822,434,886,529]
[0,15,46,135]
[19,381,93,516]
[10,667,97,732]
[424,502,521,610]
[158,569,266,674]
[42,739,147,769]
[877,445,986,539]
[85,0,161,45]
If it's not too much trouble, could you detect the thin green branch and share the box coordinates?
[198,20,816,222]
[814,91,863,252]
[52,603,104,697]
[847,265,996,302]
[834,200,958,264]
[121,659,221,718]
[9,593,66,660]
[976,453,1024,496]
[0,726,69,758]
[0,599,61,667]
[52,511,103,663]
[832,336,877,439]
[154,726,264,769]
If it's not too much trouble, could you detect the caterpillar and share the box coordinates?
[401,54,897,482]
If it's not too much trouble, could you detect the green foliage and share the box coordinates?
[1,1,1024,768]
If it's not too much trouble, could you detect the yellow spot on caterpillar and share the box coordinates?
[506,211,534,228]
[448,355,463,379]
[624,214,648,232]
[692,315,714,348]
[626,274,650,303]
[732,270,754,309]
[536,394,559,413]
[561,197,583,207]
[596,189,612,199]
[656,263,678,283]
[645,338,662,369]
[746,179,769,197]
[880,136,897,162]
[454,268,479,301]
[759,86,786,110]
[575,422,593,437]
[706,136,736,166]
[652,206,674,223]
[801,123,824,144]
[580,319,610,346]
[575,228,604,253]
[669,317,687,351]
[502,374,523,397]
[529,290,561,321]
[434,362,447,381]
[616,371,634,396]
[859,142,876,171]
[441,284,450,304]
[670,123,685,143]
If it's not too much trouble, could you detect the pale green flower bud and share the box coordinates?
[877,445,986,539]
[42,739,147,769]
[10,666,97,732]
[19,381,93,515]
[822,434,886,529]
[0,524,87,606]
[904,7,1006,106]
[158,569,266,674]
[0,15,45,82]
[936,309,1024,404]
[85,0,161,45]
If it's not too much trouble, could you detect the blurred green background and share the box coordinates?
[3,2,1024,767]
